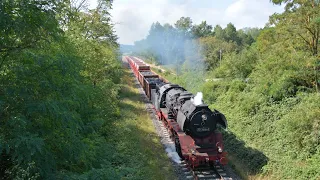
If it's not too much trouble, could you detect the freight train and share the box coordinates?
[125,56,228,169]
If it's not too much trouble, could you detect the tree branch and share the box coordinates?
[305,26,316,37]
[296,33,310,46]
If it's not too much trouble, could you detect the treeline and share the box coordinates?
[133,0,320,179]
[134,17,259,68]
[0,0,122,179]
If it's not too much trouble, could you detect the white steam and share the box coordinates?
[161,139,181,164]
[165,145,181,164]
[191,92,203,106]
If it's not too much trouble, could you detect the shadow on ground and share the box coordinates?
[222,130,268,178]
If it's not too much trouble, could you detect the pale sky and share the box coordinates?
[88,0,284,45]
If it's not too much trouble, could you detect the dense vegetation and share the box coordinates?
[0,0,175,179]
[132,1,320,179]
[0,0,122,178]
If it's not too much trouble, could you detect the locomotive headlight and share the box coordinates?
[216,142,223,153]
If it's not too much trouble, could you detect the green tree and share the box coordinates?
[214,45,258,78]
[199,36,238,69]
[225,23,239,44]
[0,0,61,66]
[213,25,226,40]
[237,30,254,46]
[0,0,121,179]
[271,0,320,91]
[191,21,213,38]
[271,0,320,55]
[174,17,193,38]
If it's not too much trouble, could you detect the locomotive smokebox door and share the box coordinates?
[177,100,217,138]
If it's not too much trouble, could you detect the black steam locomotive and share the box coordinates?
[151,84,227,138]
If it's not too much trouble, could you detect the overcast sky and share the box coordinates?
[88,0,284,45]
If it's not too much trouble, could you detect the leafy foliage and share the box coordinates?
[0,0,125,179]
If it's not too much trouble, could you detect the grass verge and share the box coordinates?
[104,68,176,180]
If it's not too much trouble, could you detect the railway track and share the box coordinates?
[179,161,233,180]
[123,57,236,180]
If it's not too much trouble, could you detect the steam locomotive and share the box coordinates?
[126,56,228,168]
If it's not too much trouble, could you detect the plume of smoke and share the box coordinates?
[191,92,203,105]
[133,21,207,92]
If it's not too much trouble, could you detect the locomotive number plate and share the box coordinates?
[197,127,210,132]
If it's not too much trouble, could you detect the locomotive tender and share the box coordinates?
[125,56,228,168]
